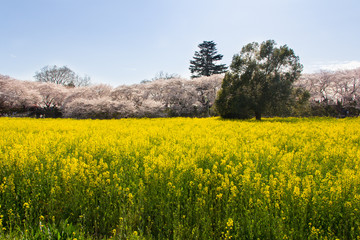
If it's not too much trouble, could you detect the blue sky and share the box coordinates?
[1,0,360,86]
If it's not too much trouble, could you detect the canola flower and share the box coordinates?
[0,117,359,239]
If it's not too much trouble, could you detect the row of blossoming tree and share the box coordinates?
[0,74,223,118]
[298,67,360,116]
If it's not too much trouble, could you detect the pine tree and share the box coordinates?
[189,41,227,78]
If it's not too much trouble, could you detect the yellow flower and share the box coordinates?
[227,218,234,228]
[293,186,300,197]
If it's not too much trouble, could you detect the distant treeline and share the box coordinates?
[0,75,223,118]
[1,68,359,119]
[297,67,360,117]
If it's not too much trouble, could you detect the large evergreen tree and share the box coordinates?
[189,41,227,78]
[215,40,303,120]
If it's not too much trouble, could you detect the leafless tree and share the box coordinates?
[152,71,181,81]
[34,65,90,87]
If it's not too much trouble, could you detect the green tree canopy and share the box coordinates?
[215,40,303,120]
[189,41,227,78]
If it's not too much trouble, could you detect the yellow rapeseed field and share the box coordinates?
[0,117,359,239]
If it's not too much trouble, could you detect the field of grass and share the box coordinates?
[0,117,360,239]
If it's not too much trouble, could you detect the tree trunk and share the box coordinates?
[255,111,261,121]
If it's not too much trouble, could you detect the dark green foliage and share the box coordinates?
[215,40,303,120]
[215,73,253,119]
[264,88,311,117]
[189,41,228,78]
[309,100,360,117]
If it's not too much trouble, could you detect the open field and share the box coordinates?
[0,117,360,239]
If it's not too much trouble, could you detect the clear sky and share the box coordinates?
[1,0,360,86]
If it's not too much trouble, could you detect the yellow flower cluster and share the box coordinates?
[0,117,359,239]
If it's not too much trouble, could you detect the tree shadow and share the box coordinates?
[214,116,331,123]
